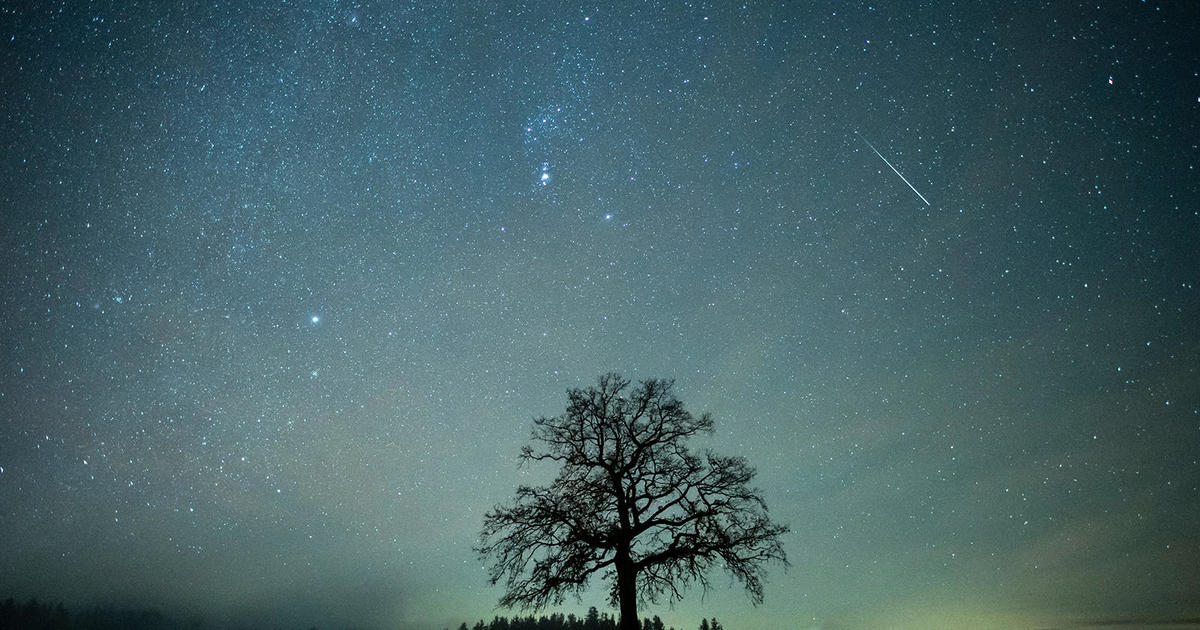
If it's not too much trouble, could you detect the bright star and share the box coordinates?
[311,316,320,325]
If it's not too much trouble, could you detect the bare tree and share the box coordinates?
[478,373,789,630]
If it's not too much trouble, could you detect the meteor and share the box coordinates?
[856,132,931,206]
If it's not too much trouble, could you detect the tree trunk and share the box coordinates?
[613,468,639,630]
[615,547,639,630]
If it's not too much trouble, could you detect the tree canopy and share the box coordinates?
[478,373,788,630]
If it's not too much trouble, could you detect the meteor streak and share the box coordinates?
[856,132,931,206]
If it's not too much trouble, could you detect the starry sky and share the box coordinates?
[2,2,1198,629]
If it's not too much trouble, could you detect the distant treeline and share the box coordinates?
[0,598,203,630]
[2,598,728,630]
[453,608,727,630]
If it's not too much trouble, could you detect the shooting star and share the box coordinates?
[856,132,931,206]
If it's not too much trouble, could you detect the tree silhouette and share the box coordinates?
[479,373,789,630]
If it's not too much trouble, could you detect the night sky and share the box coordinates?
[2,2,1198,630]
